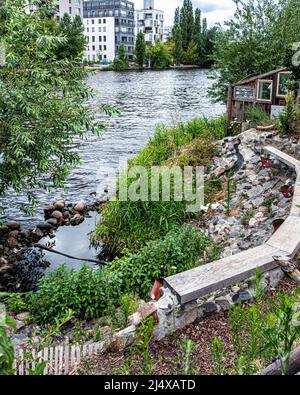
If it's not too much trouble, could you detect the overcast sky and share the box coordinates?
[133,0,236,27]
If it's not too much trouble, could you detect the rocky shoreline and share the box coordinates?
[0,200,104,291]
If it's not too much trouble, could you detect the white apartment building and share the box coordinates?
[27,0,83,20]
[136,0,164,45]
[56,0,83,20]
[84,17,115,63]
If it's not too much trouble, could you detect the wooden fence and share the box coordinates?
[13,341,104,375]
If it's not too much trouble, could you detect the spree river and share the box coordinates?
[1,69,225,227]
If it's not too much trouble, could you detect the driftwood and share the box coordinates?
[273,255,300,284]
[258,346,300,375]
[34,243,104,265]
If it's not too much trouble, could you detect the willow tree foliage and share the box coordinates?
[209,0,300,103]
[0,0,109,203]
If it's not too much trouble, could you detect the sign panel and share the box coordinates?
[234,86,255,100]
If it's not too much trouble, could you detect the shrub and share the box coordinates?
[245,105,272,128]
[111,225,216,299]
[18,225,215,323]
[25,265,123,323]
[95,116,227,255]
[277,91,298,135]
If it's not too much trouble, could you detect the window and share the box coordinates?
[98,19,101,24]
[99,45,102,51]
[103,19,106,24]
[103,36,107,42]
[92,36,95,42]
[104,45,107,50]
[99,36,102,42]
[92,45,95,51]
[257,80,273,102]
[277,72,292,97]
[92,19,95,24]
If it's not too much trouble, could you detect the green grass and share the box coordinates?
[95,115,227,256]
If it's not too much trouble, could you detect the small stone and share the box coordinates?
[54,200,65,210]
[252,197,264,207]
[51,211,63,220]
[249,218,258,228]
[232,290,252,304]
[7,238,18,248]
[47,218,58,227]
[203,301,219,314]
[74,202,85,213]
[215,296,233,311]
[36,222,53,231]
[70,214,84,226]
[63,211,71,219]
[9,230,19,239]
[43,205,55,218]
[7,223,21,231]
[16,312,30,321]
[214,166,226,177]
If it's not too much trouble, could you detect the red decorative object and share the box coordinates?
[272,219,285,233]
[261,157,272,168]
[280,185,294,198]
[150,279,163,301]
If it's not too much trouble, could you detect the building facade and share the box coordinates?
[136,0,164,45]
[83,0,135,63]
[27,1,82,20]
[56,0,83,20]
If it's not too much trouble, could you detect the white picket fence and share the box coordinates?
[13,341,104,375]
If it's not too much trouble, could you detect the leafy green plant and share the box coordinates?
[264,291,300,375]
[135,317,155,375]
[211,338,225,375]
[277,91,297,135]
[183,338,195,375]
[0,315,16,375]
[245,105,272,128]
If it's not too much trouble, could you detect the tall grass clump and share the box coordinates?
[95,116,227,255]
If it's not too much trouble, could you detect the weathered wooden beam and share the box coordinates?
[258,347,300,375]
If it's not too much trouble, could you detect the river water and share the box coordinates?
[1,69,225,228]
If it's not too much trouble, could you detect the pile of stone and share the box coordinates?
[40,200,86,232]
[203,129,299,259]
[0,200,102,290]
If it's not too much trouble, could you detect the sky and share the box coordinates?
[133,0,236,27]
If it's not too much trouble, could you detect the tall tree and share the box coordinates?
[173,26,183,65]
[194,8,202,64]
[56,13,87,60]
[209,0,300,103]
[113,43,129,71]
[172,6,181,37]
[0,0,110,202]
[180,0,194,49]
[135,32,146,68]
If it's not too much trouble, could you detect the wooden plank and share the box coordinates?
[64,345,70,375]
[164,244,283,304]
[266,216,300,256]
[59,346,64,375]
[43,347,49,375]
[49,347,54,375]
[264,146,300,170]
